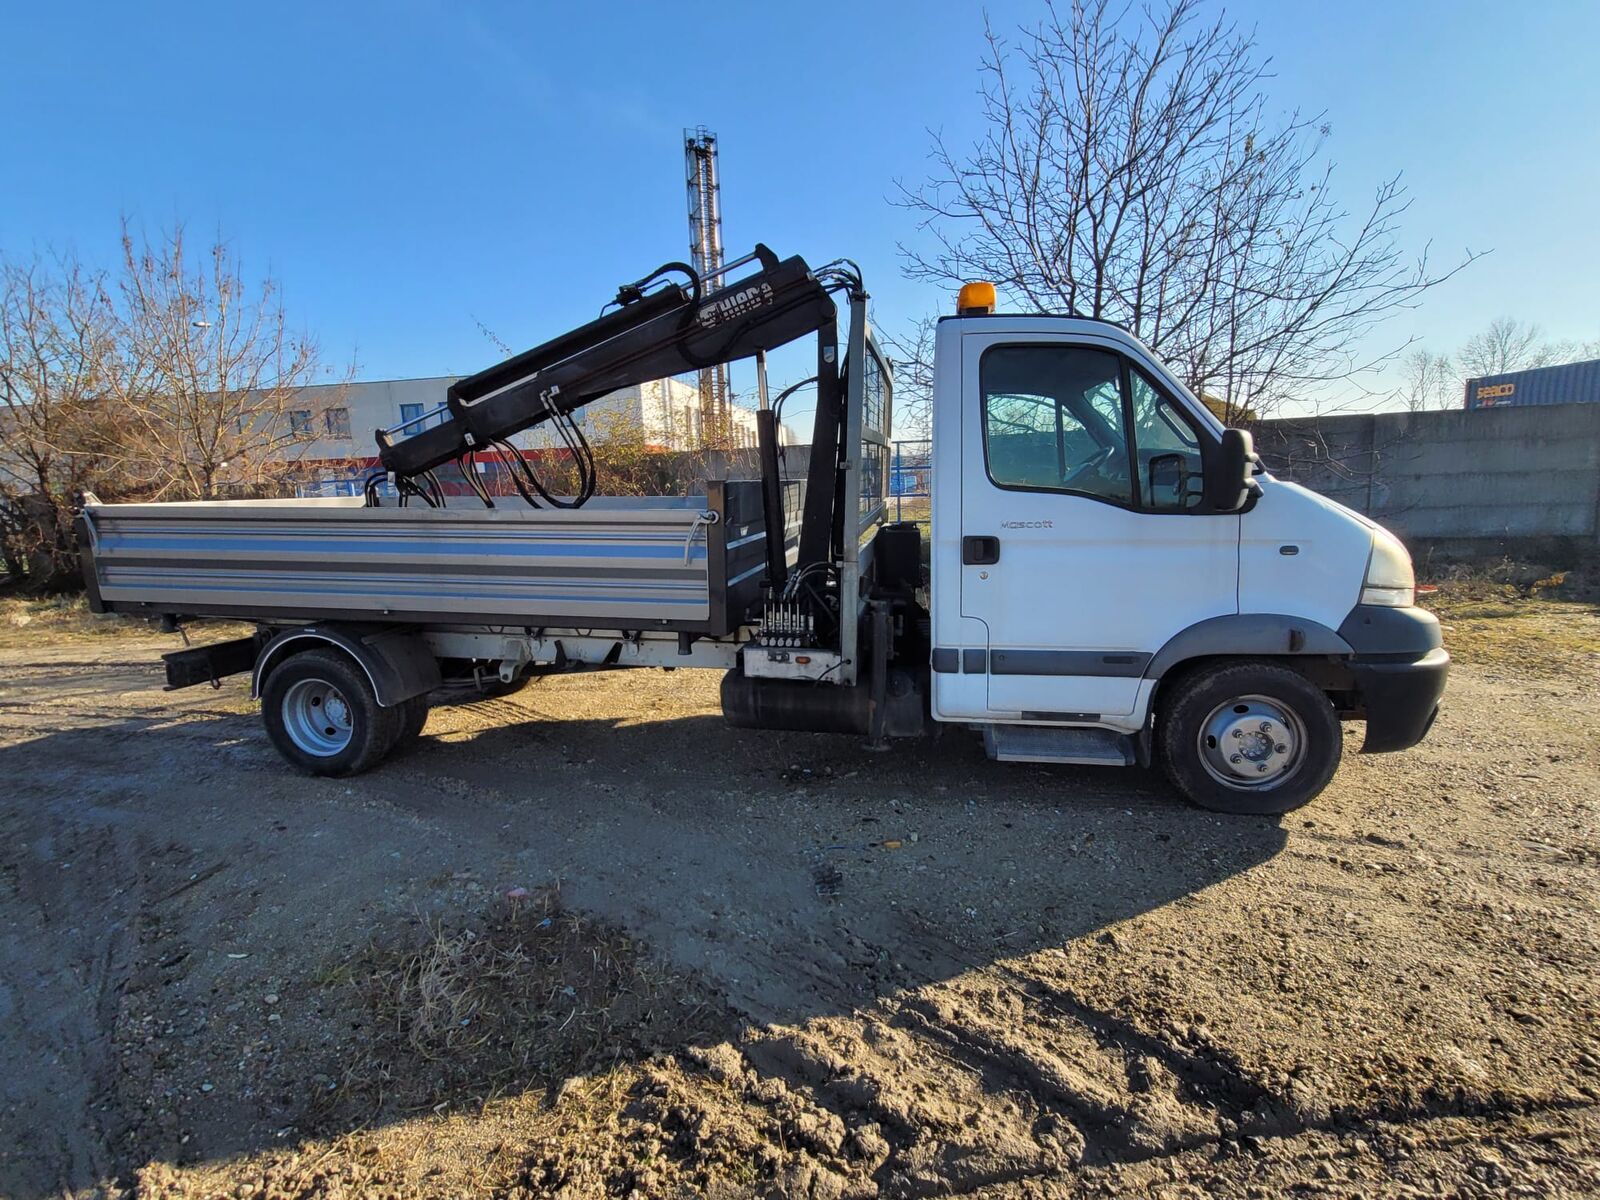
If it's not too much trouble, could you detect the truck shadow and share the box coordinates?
[397,705,1293,1015]
[0,697,1290,1196]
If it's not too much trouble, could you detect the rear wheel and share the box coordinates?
[388,694,432,755]
[1157,661,1341,814]
[261,648,402,777]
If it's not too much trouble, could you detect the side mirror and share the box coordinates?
[1147,452,1199,510]
[1203,428,1254,513]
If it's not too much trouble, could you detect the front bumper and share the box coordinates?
[1349,647,1449,752]
[1337,604,1448,753]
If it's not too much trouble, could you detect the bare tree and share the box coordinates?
[1397,347,1456,412]
[880,316,937,439]
[1456,316,1565,381]
[0,253,126,587]
[105,223,336,500]
[897,0,1479,423]
[2,224,341,586]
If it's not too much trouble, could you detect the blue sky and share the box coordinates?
[3,0,1598,419]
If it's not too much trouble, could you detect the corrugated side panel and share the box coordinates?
[85,497,716,626]
[1464,358,1600,409]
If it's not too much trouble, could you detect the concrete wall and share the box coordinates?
[1253,401,1600,556]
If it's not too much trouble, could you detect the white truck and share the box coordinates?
[79,249,1448,814]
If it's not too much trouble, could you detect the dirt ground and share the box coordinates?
[1,585,1597,1198]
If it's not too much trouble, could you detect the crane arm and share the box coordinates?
[375,244,838,479]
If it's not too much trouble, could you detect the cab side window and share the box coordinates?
[981,345,1133,506]
[1130,369,1205,511]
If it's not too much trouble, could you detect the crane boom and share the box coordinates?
[374,244,837,480]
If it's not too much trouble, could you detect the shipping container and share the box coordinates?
[1463,357,1600,409]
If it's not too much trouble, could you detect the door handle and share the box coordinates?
[962,535,1000,565]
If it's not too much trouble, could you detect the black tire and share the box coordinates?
[260,648,403,777]
[388,694,431,755]
[1157,660,1342,815]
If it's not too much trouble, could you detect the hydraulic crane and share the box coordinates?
[372,245,868,590]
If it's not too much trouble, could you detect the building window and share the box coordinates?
[287,410,314,438]
[323,407,351,439]
[398,402,444,430]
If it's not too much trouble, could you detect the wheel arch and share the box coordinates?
[1140,615,1357,757]
[252,624,441,707]
[1146,614,1353,681]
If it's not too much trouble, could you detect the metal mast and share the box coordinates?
[685,126,729,436]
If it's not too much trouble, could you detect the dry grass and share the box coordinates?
[0,592,160,646]
[1421,557,1600,675]
[0,592,254,650]
[886,496,931,525]
[329,888,734,1122]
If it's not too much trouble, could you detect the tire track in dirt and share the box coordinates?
[662,971,1599,1199]
[0,812,147,1196]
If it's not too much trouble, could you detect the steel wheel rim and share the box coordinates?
[1197,694,1306,790]
[282,678,354,756]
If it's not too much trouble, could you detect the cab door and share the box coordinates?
[958,332,1238,718]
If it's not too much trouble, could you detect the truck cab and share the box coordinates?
[925,289,1448,812]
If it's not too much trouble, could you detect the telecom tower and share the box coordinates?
[684,126,730,434]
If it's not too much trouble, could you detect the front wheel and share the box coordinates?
[261,648,402,776]
[1157,661,1342,815]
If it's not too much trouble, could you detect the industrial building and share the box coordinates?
[1464,357,1600,409]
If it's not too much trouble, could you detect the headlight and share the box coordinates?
[1361,527,1415,607]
